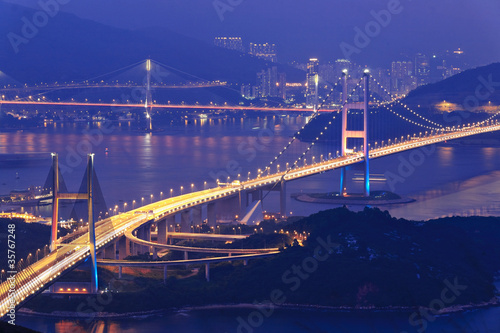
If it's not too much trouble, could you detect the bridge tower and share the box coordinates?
[339,70,370,197]
[51,153,98,293]
[145,59,153,131]
[313,74,319,113]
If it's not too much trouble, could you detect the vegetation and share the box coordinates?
[0,218,51,273]
[404,62,500,109]
[308,190,402,200]
[22,207,500,314]
[0,322,39,333]
[0,113,42,129]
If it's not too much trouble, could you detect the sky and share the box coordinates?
[4,0,500,67]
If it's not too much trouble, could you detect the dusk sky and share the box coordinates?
[4,0,500,66]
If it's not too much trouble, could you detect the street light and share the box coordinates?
[180,186,184,195]
[170,189,173,197]
[150,194,154,203]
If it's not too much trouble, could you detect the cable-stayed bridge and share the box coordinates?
[1,60,500,317]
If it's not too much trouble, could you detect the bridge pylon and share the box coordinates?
[51,153,98,293]
[339,70,370,197]
[145,59,153,131]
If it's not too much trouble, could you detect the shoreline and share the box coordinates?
[292,193,416,206]
[18,298,499,320]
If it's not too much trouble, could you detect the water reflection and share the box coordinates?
[1,118,500,224]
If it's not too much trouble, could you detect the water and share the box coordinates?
[3,118,500,221]
[2,116,500,332]
[15,306,500,333]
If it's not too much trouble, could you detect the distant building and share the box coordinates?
[334,59,352,78]
[444,48,466,78]
[256,66,277,98]
[414,53,430,86]
[257,70,270,98]
[289,61,307,71]
[371,68,391,98]
[429,55,447,83]
[249,43,277,63]
[241,84,254,99]
[256,66,285,99]
[319,63,336,84]
[214,37,245,52]
[391,61,415,95]
[278,73,287,100]
[306,58,319,108]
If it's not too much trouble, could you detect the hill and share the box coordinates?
[403,63,500,111]
[0,2,304,85]
[24,207,500,314]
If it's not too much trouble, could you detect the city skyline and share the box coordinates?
[3,0,500,67]
[3,0,500,66]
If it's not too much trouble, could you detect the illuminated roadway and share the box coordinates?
[0,83,226,91]
[1,122,500,317]
[97,252,280,268]
[0,100,331,112]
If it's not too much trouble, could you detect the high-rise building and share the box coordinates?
[334,59,352,78]
[241,84,253,99]
[429,55,447,83]
[444,48,466,78]
[306,58,319,108]
[415,53,430,86]
[319,63,336,84]
[289,61,307,71]
[256,66,284,99]
[214,37,245,52]
[278,73,287,100]
[249,43,277,63]
[371,68,391,98]
[391,61,415,95]
[256,70,269,97]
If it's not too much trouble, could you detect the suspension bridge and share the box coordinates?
[1,59,500,317]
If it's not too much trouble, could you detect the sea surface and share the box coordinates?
[2,115,500,332]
